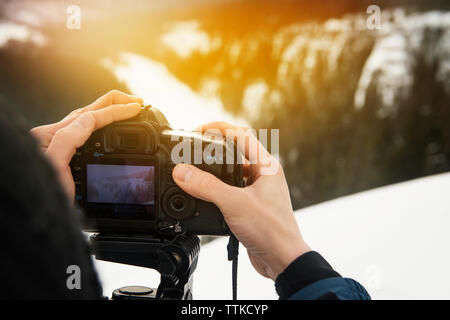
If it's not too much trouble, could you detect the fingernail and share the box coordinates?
[173,165,193,183]
[77,114,94,128]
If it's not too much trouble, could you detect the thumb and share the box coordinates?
[172,164,242,211]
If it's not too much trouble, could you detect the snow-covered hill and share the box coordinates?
[94,172,450,299]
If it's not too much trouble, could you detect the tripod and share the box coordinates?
[89,233,200,300]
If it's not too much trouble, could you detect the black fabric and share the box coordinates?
[317,291,339,300]
[0,99,102,299]
[227,235,239,300]
[275,251,341,300]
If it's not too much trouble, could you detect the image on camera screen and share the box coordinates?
[87,164,155,205]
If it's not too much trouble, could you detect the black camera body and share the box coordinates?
[70,106,244,236]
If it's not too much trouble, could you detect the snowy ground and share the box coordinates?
[94,172,450,300]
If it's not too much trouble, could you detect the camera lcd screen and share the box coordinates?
[86,164,155,205]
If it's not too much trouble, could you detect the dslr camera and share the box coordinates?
[70,105,244,236]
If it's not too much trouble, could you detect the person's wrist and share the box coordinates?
[269,241,311,280]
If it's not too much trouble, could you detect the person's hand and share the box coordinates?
[172,122,311,280]
[30,90,143,199]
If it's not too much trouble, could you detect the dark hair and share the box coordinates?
[0,97,102,299]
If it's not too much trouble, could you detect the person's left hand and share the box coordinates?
[30,90,143,199]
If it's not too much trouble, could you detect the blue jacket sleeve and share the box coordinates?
[288,277,371,300]
[275,251,371,300]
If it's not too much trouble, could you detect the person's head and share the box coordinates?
[0,97,101,299]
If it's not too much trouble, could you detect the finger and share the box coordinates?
[69,90,143,117]
[46,112,97,169]
[198,125,250,181]
[242,158,251,179]
[197,121,244,134]
[91,102,141,129]
[172,164,245,212]
[44,91,143,135]
[198,122,274,177]
[30,125,55,149]
[199,122,269,161]
[46,102,141,166]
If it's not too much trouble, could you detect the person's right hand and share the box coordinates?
[172,122,311,280]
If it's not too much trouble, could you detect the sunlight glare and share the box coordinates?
[161,21,212,59]
[103,52,247,130]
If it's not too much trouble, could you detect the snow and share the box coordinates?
[296,172,450,300]
[0,22,47,47]
[161,21,212,59]
[354,10,450,114]
[241,81,269,123]
[94,172,450,300]
[102,52,247,130]
[353,31,413,117]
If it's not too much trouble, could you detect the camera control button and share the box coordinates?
[94,141,102,152]
[72,171,81,181]
[166,162,176,170]
[166,162,177,179]
[70,156,81,166]
[84,145,94,153]
[118,286,153,295]
[162,187,196,220]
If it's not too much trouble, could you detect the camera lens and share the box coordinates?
[170,195,186,212]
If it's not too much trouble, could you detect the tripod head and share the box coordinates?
[89,233,200,300]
